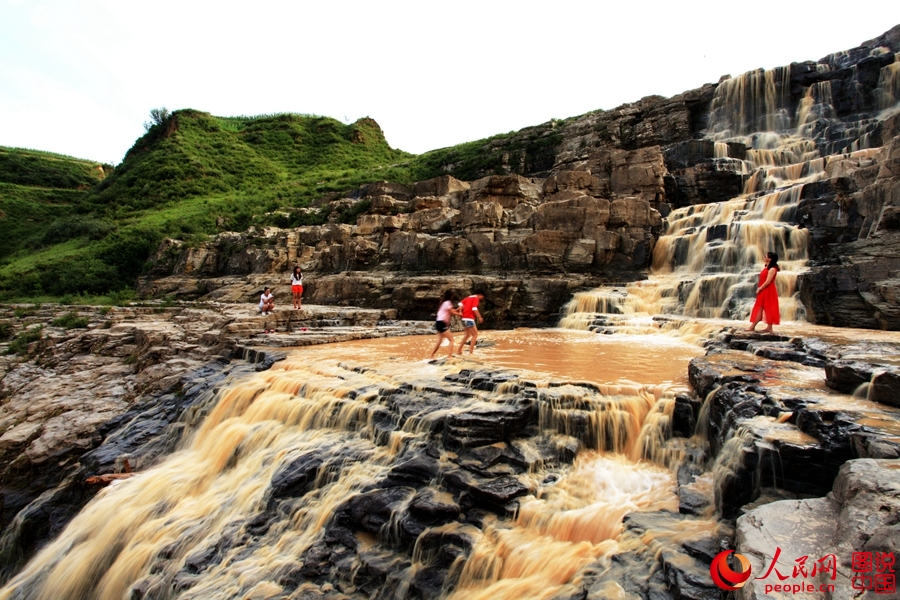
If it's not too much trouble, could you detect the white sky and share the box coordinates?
[2,0,899,164]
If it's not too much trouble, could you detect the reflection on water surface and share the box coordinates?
[296,328,705,388]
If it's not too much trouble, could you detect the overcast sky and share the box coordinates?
[2,0,899,164]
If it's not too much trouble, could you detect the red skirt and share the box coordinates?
[749,269,780,325]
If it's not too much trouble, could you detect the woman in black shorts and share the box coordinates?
[429,290,460,359]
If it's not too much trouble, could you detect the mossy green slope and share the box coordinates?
[0,148,111,283]
[0,111,418,300]
[93,110,412,214]
[0,109,572,301]
[0,146,111,189]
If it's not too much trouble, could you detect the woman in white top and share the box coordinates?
[259,287,275,315]
[429,290,460,359]
[290,266,304,310]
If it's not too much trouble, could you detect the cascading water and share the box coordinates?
[3,45,900,600]
[878,54,900,112]
[0,336,714,600]
[560,55,899,333]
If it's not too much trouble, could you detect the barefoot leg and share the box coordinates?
[429,333,442,358]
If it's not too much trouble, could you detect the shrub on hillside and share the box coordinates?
[143,107,171,131]
[51,312,89,329]
[96,227,162,282]
[6,326,42,356]
[0,255,125,298]
[13,304,40,318]
[39,258,120,296]
[335,200,371,224]
[41,216,115,245]
[269,206,332,228]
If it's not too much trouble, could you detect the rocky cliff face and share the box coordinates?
[144,26,900,329]
[143,167,666,324]
[798,123,900,329]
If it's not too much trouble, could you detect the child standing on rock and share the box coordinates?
[290,266,304,310]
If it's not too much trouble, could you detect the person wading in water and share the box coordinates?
[456,290,485,355]
[429,290,460,359]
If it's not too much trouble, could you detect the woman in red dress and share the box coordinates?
[748,252,780,332]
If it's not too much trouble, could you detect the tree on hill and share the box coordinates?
[143,107,171,132]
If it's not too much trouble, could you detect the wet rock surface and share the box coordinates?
[736,459,900,600]
[690,329,900,519]
[581,512,732,600]
[2,302,900,598]
[3,25,900,600]
[0,302,430,579]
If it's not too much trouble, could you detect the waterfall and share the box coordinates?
[707,67,792,138]
[0,350,703,600]
[559,177,818,329]
[561,52,899,333]
[796,81,836,138]
[878,54,900,112]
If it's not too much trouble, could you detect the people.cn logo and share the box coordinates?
[711,550,752,591]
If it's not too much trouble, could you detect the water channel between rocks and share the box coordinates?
[0,324,721,600]
[4,315,900,600]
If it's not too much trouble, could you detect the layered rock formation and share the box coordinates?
[143,169,665,325]
[2,304,900,598]
[4,23,900,600]
[686,329,900,519]
[798,127,900,328]
[142,26,900,330]
[0,303,423,578]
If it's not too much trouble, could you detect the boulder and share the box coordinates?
[736,459,900,600]
[413,175,470,198]
[459,201,503,230]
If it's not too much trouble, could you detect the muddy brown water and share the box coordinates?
[3,321,899,600]
[0,326,715,600]
[309,328,705,388]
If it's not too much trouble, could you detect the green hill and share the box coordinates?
[0,111,426,301]
[94,110,413,214]
[0,109,564,302]
[0,146,111,189]
[0,148,113,296]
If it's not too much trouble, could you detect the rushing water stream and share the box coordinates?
[0,330,715,600]
[3,45,900,600]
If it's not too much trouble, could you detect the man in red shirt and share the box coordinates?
[456,290,485,355]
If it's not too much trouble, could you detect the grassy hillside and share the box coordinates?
[0,111,425,300]
[93,111,413,214]
[0,148,115,299]
[0,108,572,302]
[0,147,111,189]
